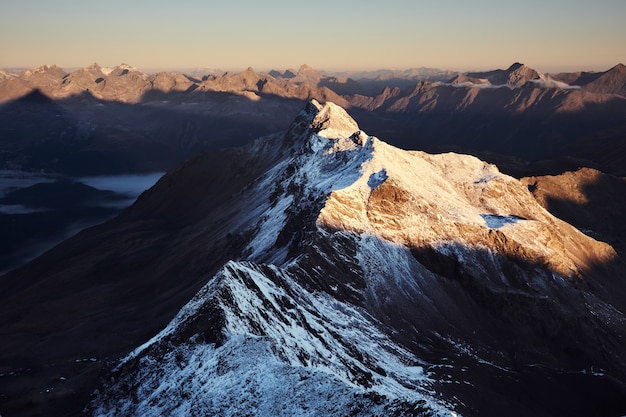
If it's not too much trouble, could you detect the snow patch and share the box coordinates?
[527,79,581,90]
[367,168,388,189]
[481,214,525,229]
[448,82,514,89]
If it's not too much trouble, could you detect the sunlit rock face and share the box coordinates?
[10,100,624,417]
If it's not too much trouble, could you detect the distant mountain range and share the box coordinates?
[2,61,624,104]
[1,62,625,177]
[2,100,625,417]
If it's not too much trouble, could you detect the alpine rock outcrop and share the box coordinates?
[80,101,626,417]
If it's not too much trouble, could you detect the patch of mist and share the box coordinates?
[447,82,513,89]
[77,172,164,197]
[0,204,45,214]
[527,79,581,90]
[446,79,580,90]
[0,170,57,197]
[95,197,138,209]
[1,172,163,275]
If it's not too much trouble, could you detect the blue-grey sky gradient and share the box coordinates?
[1,0,624,72]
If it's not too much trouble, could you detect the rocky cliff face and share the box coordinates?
[79,101,626,417]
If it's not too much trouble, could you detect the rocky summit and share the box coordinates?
[1,100,626,417]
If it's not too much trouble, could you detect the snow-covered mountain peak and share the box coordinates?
[313,124,615,279]
[254,99,616,279]
[308,99,360,140]
[88,100,626,417]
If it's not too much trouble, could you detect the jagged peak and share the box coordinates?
[22,64,64,76]
[507,62,525,71]
[107,63,147,78]
[307,100,360,140]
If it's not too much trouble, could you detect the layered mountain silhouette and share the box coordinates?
[1,62,625,177]
[1,100,625,417]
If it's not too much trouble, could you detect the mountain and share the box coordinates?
[448,62,545,87]
[2,100,625,417]
[57,63,152,103]
[549,63,626,96]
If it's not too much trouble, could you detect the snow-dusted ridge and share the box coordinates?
[90,100,626,417]
[92,100,460,415]
[98,260,454,416]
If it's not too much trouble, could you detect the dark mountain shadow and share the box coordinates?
[559,125,626,177]
[0,88,306,176]
[0,88,308,273]
[406,241,626,417]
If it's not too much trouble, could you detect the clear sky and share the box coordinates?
[1,0,624,73]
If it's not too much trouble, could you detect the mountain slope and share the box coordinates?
[2,100,626,417]
[550,63,626,96]
[521,168,626,251]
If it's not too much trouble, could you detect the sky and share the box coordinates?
[1,0,625,73]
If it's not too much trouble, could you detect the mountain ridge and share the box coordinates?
[2,99,625,417]
[3,61,625,104]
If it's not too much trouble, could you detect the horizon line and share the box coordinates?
[2,61,623,76]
